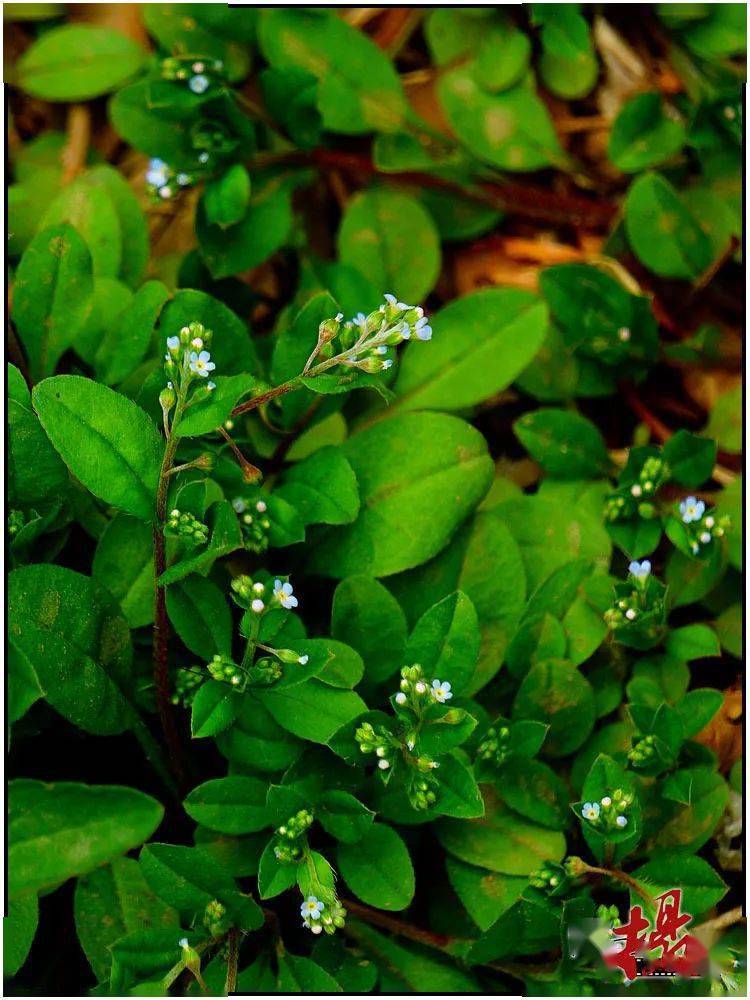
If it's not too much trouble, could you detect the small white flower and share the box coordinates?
[179,937,189,949]
[170,509,180,518]
[700,531,711,544]
[273,579,298,609]
[252,582,265,594]
[582,801,600,821]
[414,681,427,695]
[615,815,628,828]
[625,608,637,621]
[311,924,323,935]
[176,172,191,187]
[159,186,172,199]
[382,359,393,370]
[704,516,715,529]
[374,345,388,355]
[376,746,386,757]
[189,74,210,94]
[406,739,415,751]
[630,484,642,498]
[198,151,210,164]
[301,896,324,920]
[243,514,253,525]
[191,337,203,349]
[617,327,631,342]
[166,336,180,352]
[189,350,216,377]
[378,759,390,770]
[251,599,265,613]
[395,692,407,706]
[256,500,267,512]
[298,655,309,665]
[628,560,651,579]
[431,679,453,703]
[601,796,612,808]
[207,381,216,391]
[192,61,205,73]
[680,496,705,524]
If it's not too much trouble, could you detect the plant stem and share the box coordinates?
[583,863,655,909]
[152,398,187,791]
[342,898,455,950]
[225,928,240,995]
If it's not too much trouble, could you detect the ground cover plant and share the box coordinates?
[4,3,745,996]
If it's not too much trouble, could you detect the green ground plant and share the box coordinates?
[5,4,745,996]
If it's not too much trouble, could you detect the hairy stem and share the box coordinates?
[152,408,187,790]
[225,928,240,995]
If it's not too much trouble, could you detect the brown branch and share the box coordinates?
[218,427,262,483]
[309,148,618,227]
[224,928,240,995]
[230,381,298,418]
[693,906,744,940]
[61,104,91,184]
[342,898,455,950]
[152,437,187,793]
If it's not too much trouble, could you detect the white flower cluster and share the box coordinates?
[300,894,346,935]
[230,575,299,616]
[160,55,225,95]
[145,158,193,201]
[304,295,432,378]
[232,496,272,553]
[394,664,452,710]
[162,323,217,419]
[580,790,632,833]
[679,496,730,556]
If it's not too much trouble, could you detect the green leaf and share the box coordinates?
[653,767,728,853]
[405,591,479,691]
[704,385,741,454]
[8,367,68,507]
[142,3,251,81]
[109,928,195,995]
[256,680,367,744]
[276,446,359,526]
[338,824,415,910]
[498,486,612,592]
[8,641,44,728]
[533,4,598,99]
[11,224,94,381]
[468,895,561,965]
[92,514,154,629]
[8,780,163,899]
[3,894,39,977]
[609,92,686,172]
[390,510,527,693]
[436,784,565,875]
[258,840,299,899]
[716,603,742,658]
[258,9,406,134]
[630,853,727,919]
[196,172,295,280]
[308,412,493,578]
[348,921,479,992]
[190,680,238,739]
[392,288,547,413]
[438,68,565,171]
[216,695,302,773]
[166,576,232,660]
[338,188,441,303]
[277,954,342,993]
[418,706,478,756]
[663,430,717,487]
[204,164,251,228]
[666,623,721,661]
[514,408,609,479]
[15,24,144,100]
[513,659,596,757]
[9,565,135,735]
[96,280,170,386]
[184,776,270,835]
[74,857,178,982]
[331,575,407,685]
[139,844,263,930]
[624,172,713,280]
[498,758,568,830]
[675,688,723,739]
[446,858,526,932]
[318,791,375,844]
[40,174,122,280]
[33,376,162,521]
